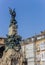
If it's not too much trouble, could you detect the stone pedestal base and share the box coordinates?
[0,49,24,65]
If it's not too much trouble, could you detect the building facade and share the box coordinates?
[21,31,45,65]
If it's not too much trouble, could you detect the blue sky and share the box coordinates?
[0,0,45,39]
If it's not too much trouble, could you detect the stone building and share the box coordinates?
[0,9,45,65]
[21,31,45,65]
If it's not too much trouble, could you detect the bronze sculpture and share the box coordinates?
[9,8,16,18]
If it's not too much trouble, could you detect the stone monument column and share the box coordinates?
[0,8,27,65]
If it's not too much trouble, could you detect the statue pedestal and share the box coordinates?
[0,49,24,65]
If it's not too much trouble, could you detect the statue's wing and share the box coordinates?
[13,8,16,16]
[9,8,12,15]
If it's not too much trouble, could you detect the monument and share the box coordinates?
[0,8,27,65]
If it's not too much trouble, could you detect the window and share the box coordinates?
[40,42,45,50]
[40,52,45,61]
